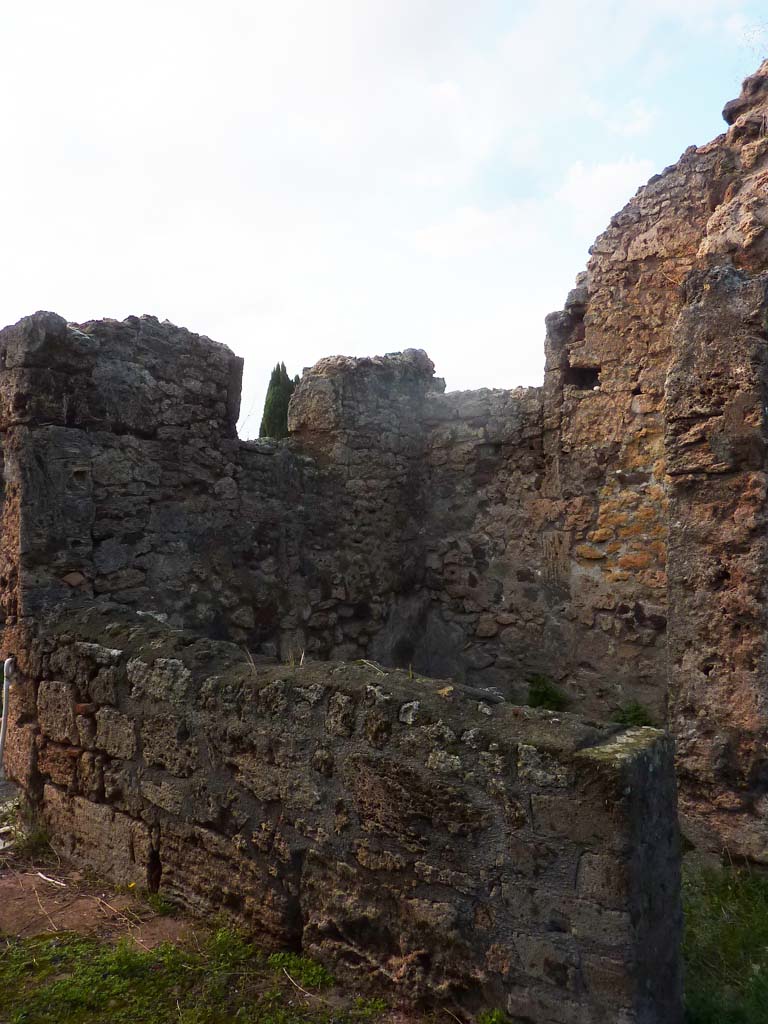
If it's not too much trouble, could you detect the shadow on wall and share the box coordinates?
[369,593,469,681]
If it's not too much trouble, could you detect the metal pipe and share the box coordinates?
[0,657,15,777]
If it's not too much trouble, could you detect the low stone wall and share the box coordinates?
[6,607,682,1022]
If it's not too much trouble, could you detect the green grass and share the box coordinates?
[352,997,388,1020]
[267,951,334,990]
[0,929,387,1024]
[5,823,52,861]
[683,864,768,1023]
[527,674,568,712]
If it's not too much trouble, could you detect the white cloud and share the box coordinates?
[555,159,657,238]
[588,99,656,139]
[0,0,760,434]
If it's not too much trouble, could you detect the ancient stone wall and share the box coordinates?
[6,606,682,1023]
[666,267,768,859]
[537,62,768,856]
[11,53,768,1024]
[0,312,592,708]
[0,311,244,636]
[371,386,551,696]
[0,316,444,670]
[2,63,768,869]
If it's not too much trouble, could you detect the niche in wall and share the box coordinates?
[564,363,600,389]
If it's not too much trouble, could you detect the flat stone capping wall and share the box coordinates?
[6,607,682,1023]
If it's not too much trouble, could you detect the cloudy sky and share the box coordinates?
[1,2,766,435]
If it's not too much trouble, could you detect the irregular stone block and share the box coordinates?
[140,777,186,814]
[141,715,197,777]
[37,680,79,745]
[128,657,192,704]
[37,741,79,789]
[95,707,137,760]
[3,721,38,792]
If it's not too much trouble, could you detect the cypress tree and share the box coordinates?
[259,362,298,439]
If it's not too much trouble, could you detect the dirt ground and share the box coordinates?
[0,780,203,950]
[0,865,202,948]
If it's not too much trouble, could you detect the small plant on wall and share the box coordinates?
[527,674,568,712]
[614,701,654,727]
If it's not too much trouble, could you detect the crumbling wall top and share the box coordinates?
[0,311,244,438]
[722,58,768,125]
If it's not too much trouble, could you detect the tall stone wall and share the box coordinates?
[538,62,768,855]
[283,349,439,662]
[666,267,768,859]
[370,386,549,693]
[0,311,244,636]
[6,606,682,1023]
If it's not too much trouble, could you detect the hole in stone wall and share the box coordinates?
[63,393,78,427]
[564,364,600,390]
[68,467,90,494]
[147,848,162,893]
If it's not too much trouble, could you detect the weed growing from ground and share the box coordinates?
[477,1011,510,1024]
[7,822,53,861]
[0,797,55,863]
[141,890,179,916]
[352,997,388,1020]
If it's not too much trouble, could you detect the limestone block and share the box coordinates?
[576,852,629,910]
[140,777,186,814]
[77,752,104,800]
[76,714,96,750]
